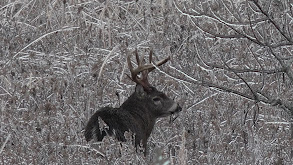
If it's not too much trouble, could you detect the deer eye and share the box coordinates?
[152,97,161,105]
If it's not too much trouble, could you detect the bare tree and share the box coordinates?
[173,0,293,159]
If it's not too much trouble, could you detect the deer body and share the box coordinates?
[84,50,181,153]
[84,85,181,150]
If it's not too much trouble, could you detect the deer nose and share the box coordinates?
[176,104,182,112]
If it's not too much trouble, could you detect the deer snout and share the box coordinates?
[176,104,182,112]
[168,103,181,114]
[172,104,182,114]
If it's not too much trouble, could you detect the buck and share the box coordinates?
[84,50,182,154]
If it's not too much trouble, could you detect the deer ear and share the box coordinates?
[135,84,147,98]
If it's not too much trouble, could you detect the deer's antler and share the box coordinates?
[127,49,170,91]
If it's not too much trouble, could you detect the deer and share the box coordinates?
[84,49,182,155]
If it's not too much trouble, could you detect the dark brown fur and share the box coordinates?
[84,85,181,153]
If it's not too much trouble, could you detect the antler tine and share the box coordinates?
[148,56,170,73]
[127,54,134,73]
[134,49,141,66]
[149,49,153,64]
[127,52,150,84]
[127,49,170,90]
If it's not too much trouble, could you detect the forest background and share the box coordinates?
[1,0,292,164]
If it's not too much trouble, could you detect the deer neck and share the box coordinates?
[121,96,157,136]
